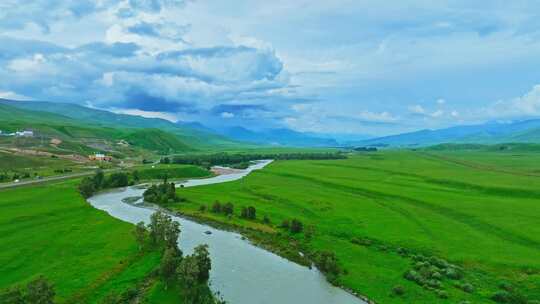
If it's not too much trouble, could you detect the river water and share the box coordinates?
[87,160,366,304]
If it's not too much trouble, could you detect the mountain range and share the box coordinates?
[358,119,540,147]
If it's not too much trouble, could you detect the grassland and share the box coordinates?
[0,179,166,303]
[132,163,211,181]
[168,150,540,303]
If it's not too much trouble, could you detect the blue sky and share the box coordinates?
[1,1,540,136]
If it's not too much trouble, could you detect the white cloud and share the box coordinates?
[408,104,426,114]
[0,91,32,100]
[112,108,178,122]
[483,84,540,119]
[221,111,234,118]
[436,98,446,105]
[430,110,444,118]
[358,111,398,122]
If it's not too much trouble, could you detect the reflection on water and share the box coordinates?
[88,160,365,304]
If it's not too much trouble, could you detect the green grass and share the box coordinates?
[0,180,160,303]
[169,150,540,303]
[0,150,90,181]
[133,164,211,181]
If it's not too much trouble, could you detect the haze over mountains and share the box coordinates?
[3,98,540,148]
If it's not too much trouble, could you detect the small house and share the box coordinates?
[89,153,112,162]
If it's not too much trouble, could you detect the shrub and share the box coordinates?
[436,290,448,299]
[492,290,511,303]
[461,282,474,293]
[211,201,222,213]
[290,219,303,233]
[392,285,405,296]
[445,267,463,280]
[431,271,442,280]
[263,215,271,224]
[222,202,234,216]
[280,219,290,229]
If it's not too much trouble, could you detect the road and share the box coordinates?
[0,168,120,190]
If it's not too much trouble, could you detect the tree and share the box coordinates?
[211,201,222,213]
[314,251,341,283]
[222,203,234,216]
[26,276,55,304]
[178,255,200,303]
[149,211,167,245]
[164,221,181,250]
[194,244,211,282]
[290,219,303,234]
[132,170,140,183]
[133,221,147,251]
[106,172,129,188]
[93,169,104,189]
[0,286,24,304]
[78,177,96,198]
[161,157,170,164]
[160,247,181,289]
[247,206,256,220]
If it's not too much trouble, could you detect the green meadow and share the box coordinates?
[171,150,540,303]
[0,179,181,303]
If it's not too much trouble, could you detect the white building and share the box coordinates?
[15,130,34,137]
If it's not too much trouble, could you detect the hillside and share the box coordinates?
[0,99,242,149]
[0,103,193,156]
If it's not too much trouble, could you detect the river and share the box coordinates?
[87,160,366,304]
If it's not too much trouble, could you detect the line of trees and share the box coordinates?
[78,170,131,198]
[165,152,346,168]
[132,211,224,304]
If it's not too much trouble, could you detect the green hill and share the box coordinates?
[0,103,192,156]
[124,129,191,153]
[0,99,243,150]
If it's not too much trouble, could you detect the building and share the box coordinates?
[89,153,112,162]
[15,130,34,137]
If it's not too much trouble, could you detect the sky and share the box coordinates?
[1,1,540,136]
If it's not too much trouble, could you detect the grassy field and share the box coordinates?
[132,163,211,181]
[169,150,540,303]
[0,180,160,303]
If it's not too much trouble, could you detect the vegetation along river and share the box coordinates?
[87,160,366,304]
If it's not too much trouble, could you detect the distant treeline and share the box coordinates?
[354,147,378,152]
[163,152,346,167]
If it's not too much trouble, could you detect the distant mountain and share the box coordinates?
[0,99,240,149]
[359,119,540,147]
[215,126,339,147]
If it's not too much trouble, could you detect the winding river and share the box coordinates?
[88,160,366,304]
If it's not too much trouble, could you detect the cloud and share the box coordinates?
[484,84,540,118]
[112,108,178,122]
[220,112,234,118]
[408,105,426,114]
[436,98,446,105]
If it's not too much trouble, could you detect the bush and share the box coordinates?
[461,282,474,293]
[280,219,290,229]
[222,202,234,216]
[445,267,463,280]
[392,285,405,296]
[492,290,511,303]
[290,219,303,233]
[211,201,222,213]
[263,215,271,224]
[436,290,448,299]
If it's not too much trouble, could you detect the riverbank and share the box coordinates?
[87,160,366,304]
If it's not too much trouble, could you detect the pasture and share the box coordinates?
[173,150,540,303]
